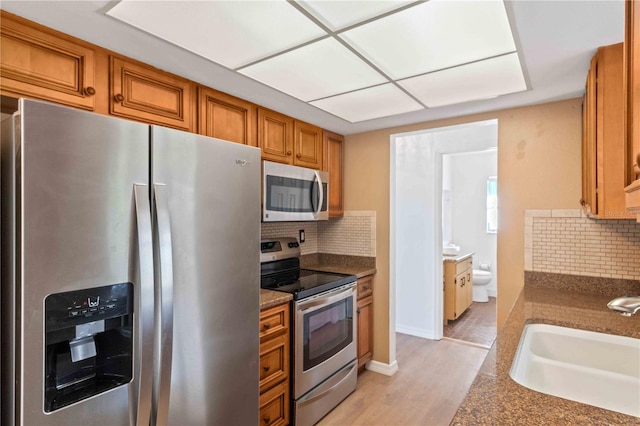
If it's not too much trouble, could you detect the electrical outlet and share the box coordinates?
[299,229,305,243]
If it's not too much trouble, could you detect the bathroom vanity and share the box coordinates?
[443,253,474,321]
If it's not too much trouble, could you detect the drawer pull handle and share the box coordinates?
[263,323,271,331]
[357,308,361,314]
[83,87,96,96]
[286,151,292,156]
[263,365,270,372]
[296,153,301,158]
[362,285,370,291]
[263,415,271,424]
[114,93,125,103]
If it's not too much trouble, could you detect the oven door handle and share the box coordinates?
[297,284,355,312]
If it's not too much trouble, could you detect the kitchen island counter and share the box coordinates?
[451,273,640,425]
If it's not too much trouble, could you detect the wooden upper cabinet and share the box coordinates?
[323,130,344,217]
[198,87,257,146]
[0,12,96,110]
[625,0,640,215]
[294,120,323,170]
[258,108,294,164]
[582,43,633,219]
[110,56,194,131]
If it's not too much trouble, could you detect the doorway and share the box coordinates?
[441,150,497,347]
[391,119,498,347]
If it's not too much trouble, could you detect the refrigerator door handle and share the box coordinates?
[133,184,154,426]
[152,183,174,426]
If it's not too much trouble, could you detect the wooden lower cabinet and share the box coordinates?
[356,274,374,370]
[259,381,289,426]
[259,303,290,426]
[110,56,194,130]
[444,257,473,321]
[0,12,96,111]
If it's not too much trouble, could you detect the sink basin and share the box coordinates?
[510,324,640,417]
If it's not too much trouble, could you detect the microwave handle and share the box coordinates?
[313,170,324,218]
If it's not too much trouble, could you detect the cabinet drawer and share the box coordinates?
[455,258,472,275]
[110,56,193,130]
[0,14,96,110]
[260,303,289,342]
[259,381,289,426]
[357,275,373,300]
[259,334,288,394]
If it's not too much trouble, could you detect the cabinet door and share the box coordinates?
[357,295,373,369]
[259,381,289,426]
[0,13,96,110]
[466,268,473,308]
[198,87,257,146]
[323,130,344,217]
[110,56,194,130]
[258,108,293,164]
[294,120,323,170]
[259,334,288,394]
[625,1,640,213]
[455,272,468,319]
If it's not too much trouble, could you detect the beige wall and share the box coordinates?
[344,98,582,364]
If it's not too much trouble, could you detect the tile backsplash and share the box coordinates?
[524,209,640,280]
[260,211,376,257]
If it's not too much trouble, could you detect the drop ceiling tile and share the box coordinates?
[310,84,423,123]
[239,38,387,102]
[341,0,516,79]
[398,53,527,107]
[297,0,413,31]
[106,0,326,69]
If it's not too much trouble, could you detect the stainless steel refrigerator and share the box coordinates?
[1,99,261,425]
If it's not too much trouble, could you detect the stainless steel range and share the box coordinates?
[260,238,358,425]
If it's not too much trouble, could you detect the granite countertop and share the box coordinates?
[451,273,640,425]
[443,252,474,263]
[260,289,292,310]
[300,253,377,279]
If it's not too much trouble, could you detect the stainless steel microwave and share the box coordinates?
[263,161,329,221]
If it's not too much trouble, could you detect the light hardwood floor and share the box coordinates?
[318,333,489,426]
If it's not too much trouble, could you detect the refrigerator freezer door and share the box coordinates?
[9,100,150,425]
[151,127,261,425]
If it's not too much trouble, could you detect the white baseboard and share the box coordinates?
[366,359,399,376]
[395,324,435,339]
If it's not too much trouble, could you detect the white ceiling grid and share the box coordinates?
[107,0,526,123]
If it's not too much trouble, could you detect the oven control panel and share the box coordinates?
[260,237,301,263]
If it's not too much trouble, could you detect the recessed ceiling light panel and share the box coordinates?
[297,0,413,31]
[398,53,527,107]
[341,0,517,79]
[310,84,423,123]
[106,0,326,69]
[239,38,387,102]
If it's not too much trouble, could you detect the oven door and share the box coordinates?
[263,161,328,222]
[294,283,357,398]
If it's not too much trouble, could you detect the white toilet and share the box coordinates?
[472,268,492,303]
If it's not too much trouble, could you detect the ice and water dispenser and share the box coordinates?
[44,283,134,412]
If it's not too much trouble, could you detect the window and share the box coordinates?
[487,177,498,233]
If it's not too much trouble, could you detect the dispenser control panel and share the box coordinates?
[45,283,132,331]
